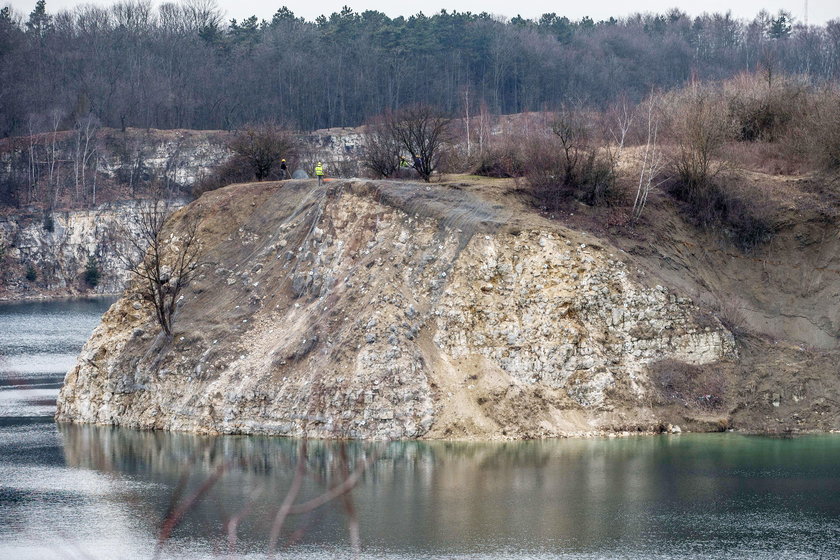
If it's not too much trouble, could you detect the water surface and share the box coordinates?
[1,299,839,559]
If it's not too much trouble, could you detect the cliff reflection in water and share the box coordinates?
[58,426,840,557]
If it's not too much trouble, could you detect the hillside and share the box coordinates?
[55,175,840,439]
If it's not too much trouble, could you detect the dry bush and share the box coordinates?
[472,133,525,178]
[663,85,731,211]
[662,173,774,251]
[804,87,840,172]
[650,358,728,411]
[721,189,775,251]
[436,141,470,175]
[707,295,750,340]
[523,107,617,209]
[522,130,568,208]
[660,85,777,250]
[724,73,806,143]
[723,140,806,175]
[191,156,255,197]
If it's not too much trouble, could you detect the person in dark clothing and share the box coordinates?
[280,159,290,179]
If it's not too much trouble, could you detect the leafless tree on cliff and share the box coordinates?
[229,123,298,181]
[386,104,451,182]
[117,197,201,336]
[360,114,402,178]
[72,114,99,202]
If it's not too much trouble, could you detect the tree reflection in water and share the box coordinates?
[59,424,378,556]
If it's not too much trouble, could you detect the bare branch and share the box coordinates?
[114,197,202,336]
[267,439,308,552]
[154,463,226,560]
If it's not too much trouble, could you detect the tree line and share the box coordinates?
[2,1,839,138]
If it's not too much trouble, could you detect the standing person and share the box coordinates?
[315,162,324,186]
[280,158,290,179]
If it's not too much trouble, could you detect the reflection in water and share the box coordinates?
[55,425,840,559]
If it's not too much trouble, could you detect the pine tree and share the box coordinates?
[83,255,100,288]
[25,0,52,38]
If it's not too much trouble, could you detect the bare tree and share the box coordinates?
[551,106,590,185]
[668,85,730,205]
[607,97,633,166]
[632,95,667,221]
[118,198,201,336]
[229,123,298,181]
[386,104,451,182]
[72,114,99,202]
[360,114,401,178]
[546,105,616,206]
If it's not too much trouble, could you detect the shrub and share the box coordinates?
[721,192,775,251]
[83,255,100,288]
[472,145,524,178]
[472,133,525,178]
[725,74,804,143]
[662,84,776,250]
[25,263,37,282]
[666,87,730,210]
[523,108,617,209]
[191,155,256,197]
[665,176,774,251]
[360,116,401,178]
[650,358,727,411]
[706,297,749,340]
[805,88,840,172]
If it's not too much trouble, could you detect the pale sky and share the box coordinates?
[6,0,838,25]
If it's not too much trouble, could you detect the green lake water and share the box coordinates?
[1,299,839,559]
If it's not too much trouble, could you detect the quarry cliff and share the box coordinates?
[55,178,840,439]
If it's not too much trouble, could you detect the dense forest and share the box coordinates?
[1,0,839,137]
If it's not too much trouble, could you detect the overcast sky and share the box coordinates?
[6,0,838,25]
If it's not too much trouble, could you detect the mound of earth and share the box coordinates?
[55,177,840,438]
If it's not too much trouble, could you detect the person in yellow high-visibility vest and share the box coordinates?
[315,162,324,185]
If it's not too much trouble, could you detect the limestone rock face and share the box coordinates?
[56,180,736,439]
[434,234,734,409]
[0,201,183,299]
